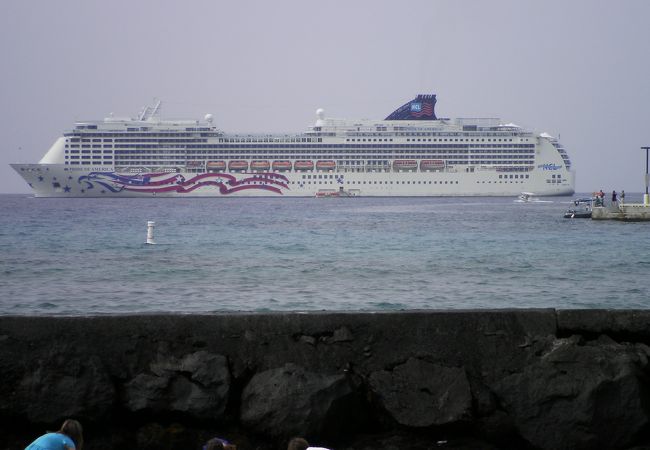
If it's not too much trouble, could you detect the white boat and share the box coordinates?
[515,192,554,203]
[11,95,575,197]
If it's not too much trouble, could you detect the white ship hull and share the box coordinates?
[12,163,574,197]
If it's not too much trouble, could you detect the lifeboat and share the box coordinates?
[294,160,314,171]
[250,160,270,171]
[420,159,445,170]
[393,159,418,171]
[228,160,249,171]
[272,160,292,171]
[206,161,226,171]
[316,160,336,171]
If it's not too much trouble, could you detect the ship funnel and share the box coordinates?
[385,94,437,121]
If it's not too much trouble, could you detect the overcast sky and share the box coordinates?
[1,0,649,193]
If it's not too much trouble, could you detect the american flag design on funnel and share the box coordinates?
[385,94,437,120]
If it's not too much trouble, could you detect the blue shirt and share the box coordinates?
[25,432,75,450]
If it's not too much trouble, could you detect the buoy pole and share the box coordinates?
[146,221,156,245]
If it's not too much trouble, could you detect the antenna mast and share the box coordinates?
[138,98,162,121]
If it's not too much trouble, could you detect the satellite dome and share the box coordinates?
[204,113,214,123]
[316,108,325,119]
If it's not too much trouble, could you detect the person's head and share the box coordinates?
[59,419,83,450]
[204,438,225,450]
[288,437,309,450]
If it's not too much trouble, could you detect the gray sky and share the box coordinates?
[1,0,649,193]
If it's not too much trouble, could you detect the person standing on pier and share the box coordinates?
[612,190,617,204]
[621,190,625,204]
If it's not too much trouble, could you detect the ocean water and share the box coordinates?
[0,193,649,315]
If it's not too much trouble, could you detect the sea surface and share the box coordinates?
[1,193,649,315]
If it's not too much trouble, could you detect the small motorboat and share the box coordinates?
[315,187,356,198]
[563,197,593,218]
[518,192,534,202]
[515,192,552,203]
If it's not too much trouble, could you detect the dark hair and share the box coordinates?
[59,419,83,450]
[204,437,226,450]
[287,437,309,450]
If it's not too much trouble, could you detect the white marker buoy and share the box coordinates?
[146,221,156,244]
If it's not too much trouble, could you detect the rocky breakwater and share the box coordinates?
[1,310,650,449]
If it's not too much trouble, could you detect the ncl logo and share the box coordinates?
[538,163,562,170]
[410,102,422,112]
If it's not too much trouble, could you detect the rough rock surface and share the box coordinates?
[124,350,231,418]
[240,363,354,437]
[492,335,650,450]
[1,310,650,450]
[369,357,472,427]
[15,353,115,423]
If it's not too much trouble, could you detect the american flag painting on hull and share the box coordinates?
[77,171,289,195]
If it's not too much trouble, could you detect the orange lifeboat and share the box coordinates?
[250,160,270,171]
[294,160,314,171]
[316,160,336,171]
[272,160,292,171]
[228,160,249,171]
[420,159,445,170]
[206,161,226,171]
[393,159,418,170]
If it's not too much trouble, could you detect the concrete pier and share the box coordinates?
[592,203,650,220]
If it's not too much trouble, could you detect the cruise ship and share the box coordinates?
[11,95,575,197]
